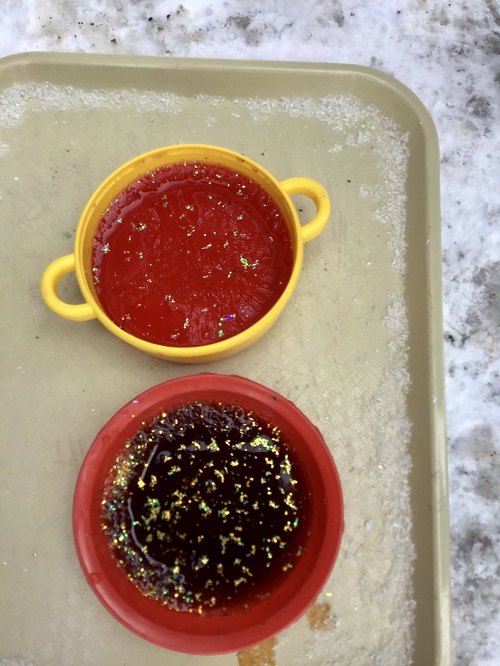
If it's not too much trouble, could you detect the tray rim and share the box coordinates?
[0,51,451,665]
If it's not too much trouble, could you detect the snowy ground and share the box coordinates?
[1,1,499,664]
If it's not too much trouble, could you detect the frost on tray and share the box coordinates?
[0,81,413,665]
[0,82,183,130]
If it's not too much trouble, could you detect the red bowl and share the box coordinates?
[73,374,344,654]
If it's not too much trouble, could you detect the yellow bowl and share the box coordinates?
[41,144,330,363]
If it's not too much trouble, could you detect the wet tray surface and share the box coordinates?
[0,53,450,666]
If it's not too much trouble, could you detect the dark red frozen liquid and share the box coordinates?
[101,401,310,613]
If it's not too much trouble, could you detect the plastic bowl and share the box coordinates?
[41,144,330,363]
[73,374,343,654]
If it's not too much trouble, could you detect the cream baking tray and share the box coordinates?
[0,53,450,666]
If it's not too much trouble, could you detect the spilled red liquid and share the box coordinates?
[92,162,294,346]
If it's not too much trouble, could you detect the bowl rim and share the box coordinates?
[72,373,344,654]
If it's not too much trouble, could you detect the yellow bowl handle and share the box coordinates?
[41,254,96,322]
[280,177,331,243]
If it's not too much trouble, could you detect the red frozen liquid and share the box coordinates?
[92,162,294,346]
